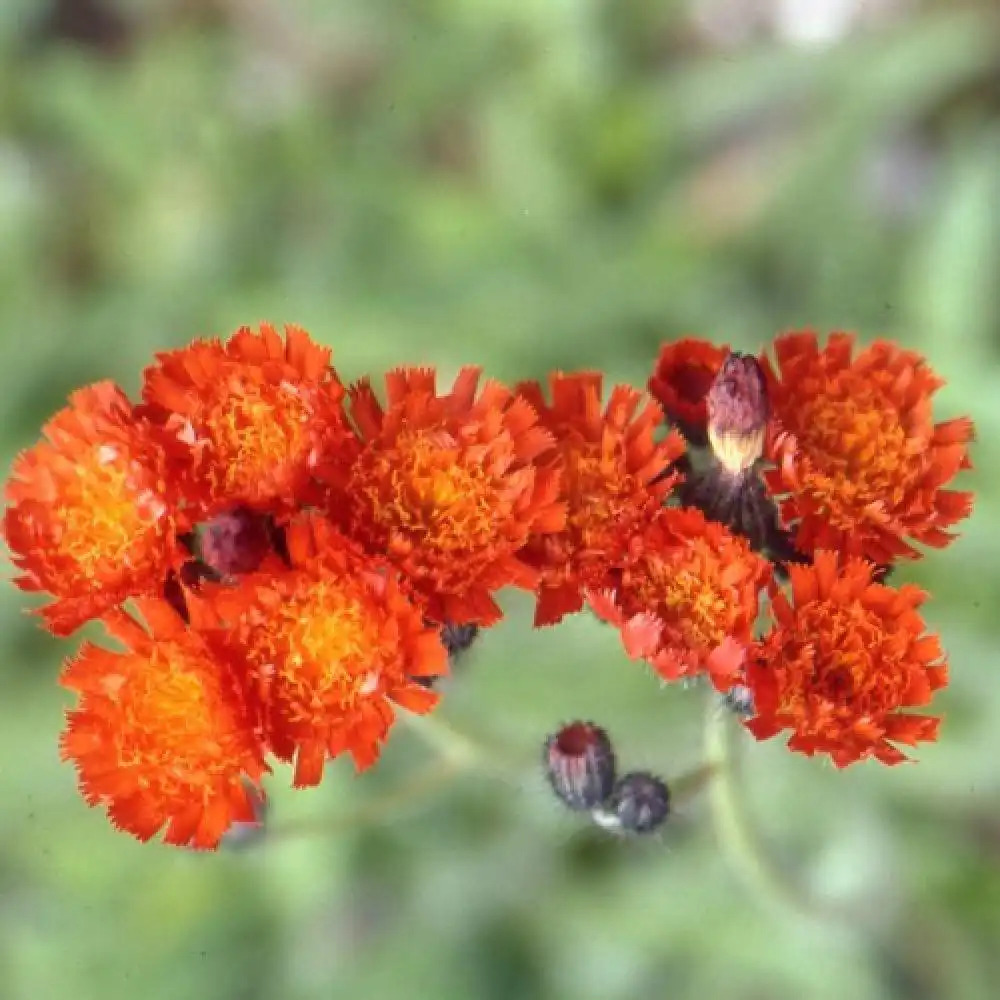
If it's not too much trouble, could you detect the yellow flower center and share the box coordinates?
[563,440,635,544]
[208,382,310,494]
[116,642,246,794]
[628,541,730,650]
[793,384,919,526]
[53,445,165,585]
[776,601,910,716]
[360,429,503,556]
[252,578,388,719]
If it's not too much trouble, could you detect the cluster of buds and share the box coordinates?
[544,722,670,836]
[2,324,974,848]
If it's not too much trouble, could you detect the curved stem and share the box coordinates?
[703,698,858,926]
[398,710,529,782]
[266,710,530,845]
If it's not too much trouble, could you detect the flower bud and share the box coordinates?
[543,721,616,811]
[196,507,276,577]
[599,771,670,835]
[707,352,769,475]
[441,622,480,659]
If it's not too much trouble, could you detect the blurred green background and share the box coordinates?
[1,1,998,998]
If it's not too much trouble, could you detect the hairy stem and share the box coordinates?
[703,697,860,925]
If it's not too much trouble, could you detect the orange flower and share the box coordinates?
[334,367,566,625]
[4,382,177,635]
[141,323,352,521]
[59,598,267,848]
[515,372,685,625]
[588,507,769,689]
[200,514,448,786]
[648,338,729,442]
[765,331,974,564]
[744,550,947,766]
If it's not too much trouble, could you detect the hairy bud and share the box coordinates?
[544,721,617,811]
[595,771,671,835]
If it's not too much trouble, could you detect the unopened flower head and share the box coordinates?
[707,352,769,475]
[543,721,617,811]
[598,771,671,835]
[440,621,480,659]
[648,338,729,444]
[195,507,279,578]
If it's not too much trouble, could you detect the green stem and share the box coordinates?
[266,711,530,845]
[703,698,857,925]
[397,710,528,781]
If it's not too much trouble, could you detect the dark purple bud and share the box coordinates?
[196,508,275,577]
[544,722,616,811]
[707,353,769,474]
[441,622,480,659]
[598,771,670,835]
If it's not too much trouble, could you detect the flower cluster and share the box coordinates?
[651,332,972,766]
[3,325,973,847]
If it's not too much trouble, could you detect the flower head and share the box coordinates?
[4,382,177,635]
[744,550,948,766]
[765,331,974,564]
[59,598,267,848]
[141,323,352,520]
[200,514,448,785]
[588,507,769,690]
[516,373,685,625]
[334,367,565,625]
[648,338,729,444]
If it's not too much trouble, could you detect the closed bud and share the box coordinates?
[544,721,616,811]
[707,353,769,475]
[441,622,480,659]
[196,507,276,577]
[597,771,671,835]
